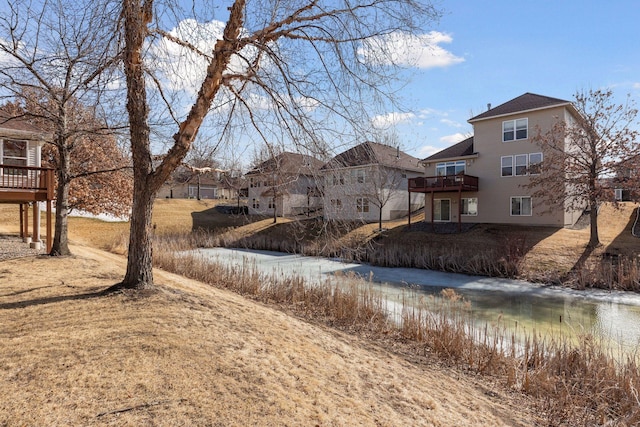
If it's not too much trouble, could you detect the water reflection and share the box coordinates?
[192,248,640,353]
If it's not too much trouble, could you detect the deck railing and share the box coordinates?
[0,164,55,200]
[409,174,479,192]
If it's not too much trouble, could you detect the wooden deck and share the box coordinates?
[408,174,479,193]
[0,164,55,252]
[0,165,55,202]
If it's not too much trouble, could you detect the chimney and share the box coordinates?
[396,146,400,159]
[487,103,492,111]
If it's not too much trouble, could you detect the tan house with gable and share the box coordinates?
[410,93,585,228]
[322,141,424,223]
[246,152,324,217]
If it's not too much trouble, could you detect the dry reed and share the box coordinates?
[149,232,640,426]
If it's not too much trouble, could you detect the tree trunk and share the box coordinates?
[378,208,382,231]
[120,175,155,289]
[115,0,155,290]
[588,199,600,247]
[50,141,71,256]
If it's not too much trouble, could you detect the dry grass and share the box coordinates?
[154,235,640,426]
[0,245,534,426]
[2,199,639,425]
[397,289,640,426]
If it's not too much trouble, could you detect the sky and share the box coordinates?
[385,0,640,158]
[1,0,639,165]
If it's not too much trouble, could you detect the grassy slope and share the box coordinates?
[0,209,534,426]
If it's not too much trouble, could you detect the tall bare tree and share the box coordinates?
[527,89,640,247]
[118,0,440,289]
[0,0,124,255]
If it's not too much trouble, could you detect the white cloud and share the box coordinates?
[371,111,416,129]
[359,31,464,69]
[440,133,469,144]
[148,19,256,97]
[440,118,465,128]
[416,144,442,158]
[633,82,640,89]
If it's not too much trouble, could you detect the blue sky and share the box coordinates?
[389,0,640,158]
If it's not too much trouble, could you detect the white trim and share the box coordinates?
[502,118,528,142]
[514,154,528,176]
[461,197,478,216]
[434,198,451,222]
[501,156,513,177]
[468,102,573,123]
[510,196,532,217]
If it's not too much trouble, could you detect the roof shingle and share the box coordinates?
[322,141,422,172]
[469,93,571,122]
[423,136,475,161]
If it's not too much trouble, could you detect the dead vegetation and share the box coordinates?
[152,235,640,426]
[1,200,639,425]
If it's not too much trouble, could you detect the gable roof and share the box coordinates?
[321,141,422,172]
[423,136,475,162]
[245,152,324,176]
[468,93,572,123]
[0,113,49,141]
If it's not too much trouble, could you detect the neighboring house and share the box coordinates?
[321,141,424,223]
[157,168,247,201]
[158,174,222,200]
[246,152,324,217]
[410,93,585,227]
[605,160,639,202]
[0,116,55,251]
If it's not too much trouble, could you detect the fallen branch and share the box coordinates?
[96,398,187,418]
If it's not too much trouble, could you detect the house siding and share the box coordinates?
[422,104,579,226]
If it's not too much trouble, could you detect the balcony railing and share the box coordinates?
[409,174,479,193]
[0,164,55,201]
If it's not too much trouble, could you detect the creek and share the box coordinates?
[191,247,640,354]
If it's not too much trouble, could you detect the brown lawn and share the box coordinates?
[0,237,535,425]
[1,199,637,425]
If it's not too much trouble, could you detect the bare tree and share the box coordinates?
[527,89,640,247]
[118,0,440,289]
[0,0,124,255]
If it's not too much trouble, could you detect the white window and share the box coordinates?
[2,139,27,175]
[515,154,528,176]
[511,196,532,216]
[252,198,260,209]
[268,198,275,209]
[529,152,543,175]
[351,169,366,184]
[434,199,451,221]
[250,177,261,188]
[615,189,623,201]
[332,173,344,186]
[356,197,369,213]
[461,198,478,216]
[436,160,466,176]
[503,118,528,142]
[501,156,513,177]
[330,199,342,208]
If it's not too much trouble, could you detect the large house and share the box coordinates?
[0,117,54,251]
[321,141,424,223]
[410,93,585,227]
[246,152,324,217]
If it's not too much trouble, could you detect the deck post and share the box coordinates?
[22,203,29,242]
[407,189,411,229]
[46,199,52,253]
[31,202,41,250]
[458,188,462,232]
[19,204,24,238]
[430,192,435,226]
